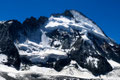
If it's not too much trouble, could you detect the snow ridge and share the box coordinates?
[45,10,105,38]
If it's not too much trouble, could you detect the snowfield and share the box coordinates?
[0,60,120,79]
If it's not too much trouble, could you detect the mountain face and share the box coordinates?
[0,10,120,79]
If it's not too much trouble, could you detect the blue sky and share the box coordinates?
[0,0,120,43]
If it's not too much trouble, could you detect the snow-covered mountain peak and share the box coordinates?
[0,10,120,80]
[70,10,104,35]
[45,10,105,37]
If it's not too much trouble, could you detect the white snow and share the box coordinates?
[0,59,120,79]
[28,65,97,79]
[70,10,105,36]
[53,41,61,46]
[108,60,120,68]
[0,21,6,24]
[80,29,89,40]
[81,34,89,40]
[0,76,6,80]
[16,29,68,63]
[0,54,8,63]
[29,49,67,63]
[17,39,67,63]
[0,63,97,79]
[109,42,114,46]
[45,16,74,29]
[86,56,99,68]
[14,37,120,80]
[8,21,13,24]
[8,73,16,78]
[45,10,105,38]
[41,30,51,47]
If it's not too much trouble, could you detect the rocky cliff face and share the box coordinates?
[0,10,120,79]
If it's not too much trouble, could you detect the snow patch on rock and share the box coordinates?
[86,56,99,68]
[0,54,8,63]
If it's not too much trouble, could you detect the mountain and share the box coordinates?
[0,10,120,80]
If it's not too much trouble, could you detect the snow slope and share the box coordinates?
[45,10,105,37]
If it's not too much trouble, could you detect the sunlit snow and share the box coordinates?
[86,56,99,68]
[45,10,105,37]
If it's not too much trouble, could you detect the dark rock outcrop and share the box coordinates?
[0,21,21,70]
